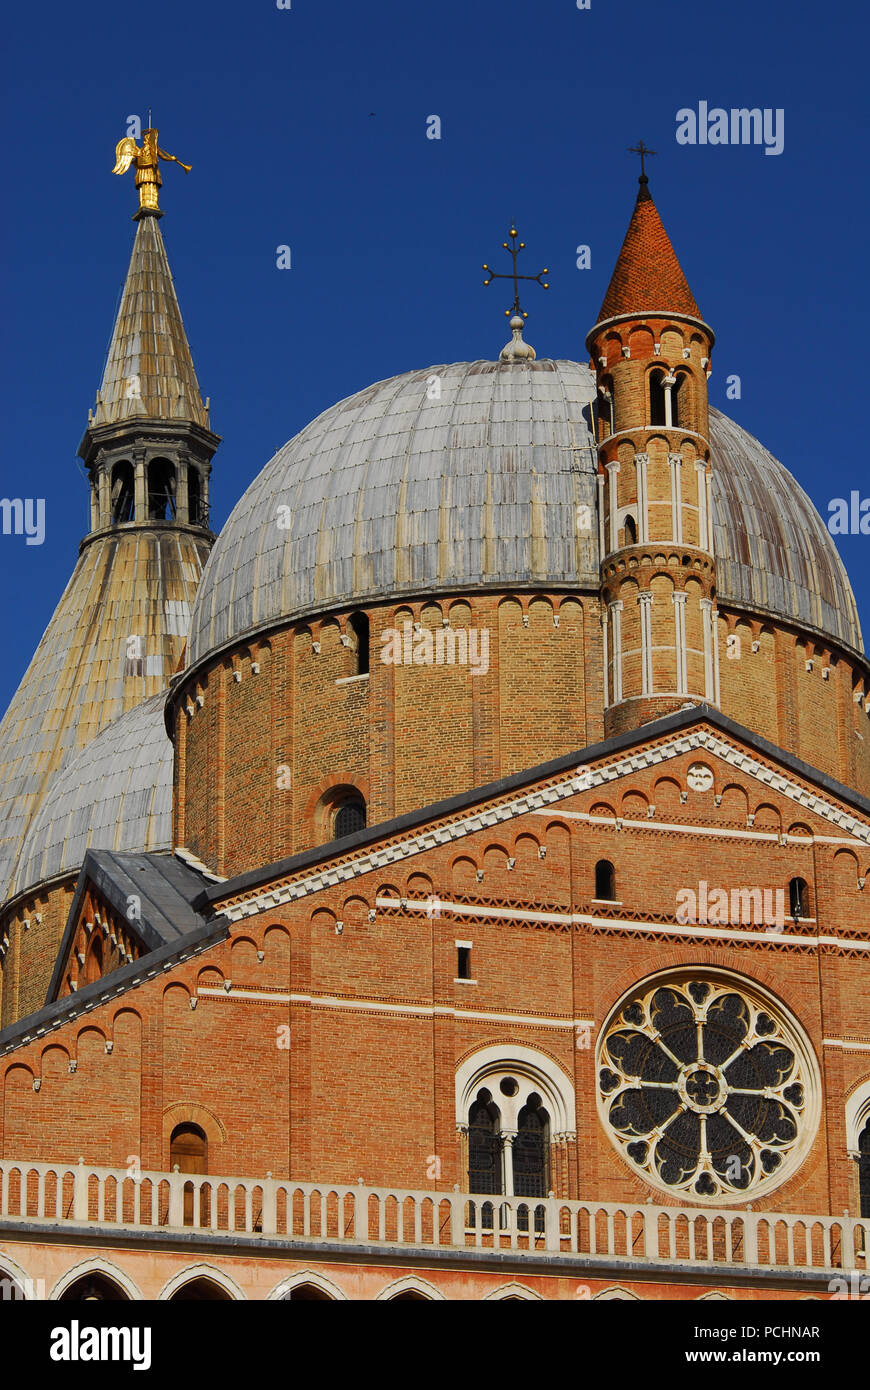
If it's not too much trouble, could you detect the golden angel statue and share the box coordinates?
[112,127,192,216]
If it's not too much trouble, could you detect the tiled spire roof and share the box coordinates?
[595,178,702,325]
[91,215,209,428]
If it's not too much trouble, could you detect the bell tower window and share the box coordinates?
[188,466,204,527]
[649,370,667,426]
[147,459,177,520]
[110,461,134,524]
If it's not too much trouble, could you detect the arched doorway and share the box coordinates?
[169,1122,208,1226]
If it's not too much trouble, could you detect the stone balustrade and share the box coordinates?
[1,1158,867,1275]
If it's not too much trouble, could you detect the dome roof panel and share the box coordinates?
[10,693,173,900]
[186,360,861,668]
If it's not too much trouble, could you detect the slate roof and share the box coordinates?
[44,849,221,1012]
[0,850,226,1056]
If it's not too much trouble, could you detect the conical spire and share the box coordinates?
[595,177,702,325]
[90,215,210,429]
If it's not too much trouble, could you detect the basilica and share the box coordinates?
[0,140,868,1301]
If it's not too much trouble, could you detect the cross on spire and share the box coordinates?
[482,227,549,319]
[628,140,657,182]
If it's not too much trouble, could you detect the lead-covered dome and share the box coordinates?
[10,693,172,900]
[187,358,862,667]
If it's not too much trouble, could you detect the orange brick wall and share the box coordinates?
[3,745,868,1225]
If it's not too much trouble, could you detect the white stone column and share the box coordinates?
[695,460,708,550]
[606,461,620,554]
[673,590,688,695]
[705,469,715,551]
[663,373,677,428]
[597,473,606,558]
[700,597,715,701]
[133,452,147,523]
[176,457,190,525]
[669,453,683,543]
[634,453,650,542]
[97,467,110,529]
[609,599,624,703]
[712,606,722,704]
[501,1132,516,1198]
[638,590,654,695]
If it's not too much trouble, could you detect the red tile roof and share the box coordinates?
[595,180,702,325]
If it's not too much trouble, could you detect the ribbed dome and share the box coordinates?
[0,528,208,903]
[187,359,862,667]
[10,693,172,900]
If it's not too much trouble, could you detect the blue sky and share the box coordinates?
[1,0,868,711]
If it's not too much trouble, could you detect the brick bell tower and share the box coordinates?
[587,162,721,738]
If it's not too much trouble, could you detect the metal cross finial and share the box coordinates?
[628,140,657,181]
[482,227,549,319]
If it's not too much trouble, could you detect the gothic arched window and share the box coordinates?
[170,1123,208,1227]
[333,795,366,839]
[789,877,809,919]
[110,461,134,524]
[513,1094,550,1199]
[859,1120,870,1219]
[349,612,370,676]
[595,859,616,901]
[468,1089,502,1195]
[147,458,177,521]
[623,514,637,546]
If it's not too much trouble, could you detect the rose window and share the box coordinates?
[597,975,818,1202]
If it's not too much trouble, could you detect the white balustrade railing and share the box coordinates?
[0,1158,866,1274]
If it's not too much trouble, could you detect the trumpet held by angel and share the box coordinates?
[112,128,192,214]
